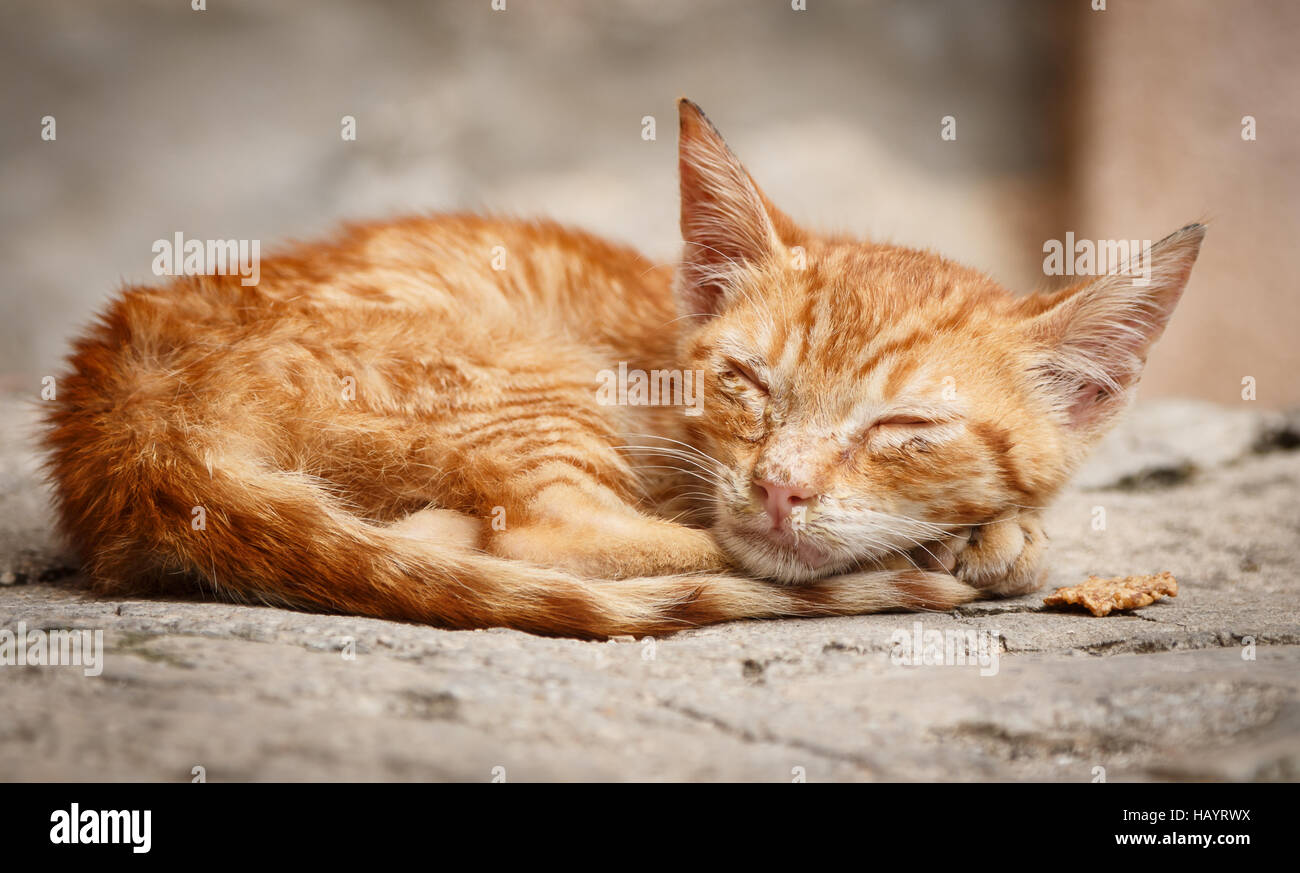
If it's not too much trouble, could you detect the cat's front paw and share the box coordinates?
[953,514,1048,598]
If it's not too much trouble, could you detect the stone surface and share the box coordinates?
[1,395,1298,781]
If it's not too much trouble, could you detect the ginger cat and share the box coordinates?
[43,100,1205,638]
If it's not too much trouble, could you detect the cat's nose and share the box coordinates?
[751,479,818,529]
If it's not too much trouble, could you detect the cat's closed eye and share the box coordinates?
[871,415,934,429]
[720,358,769,395]
[863,415,944,451]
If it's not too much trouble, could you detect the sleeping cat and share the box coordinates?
[42,100,1204,638]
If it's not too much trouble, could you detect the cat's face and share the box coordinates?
[681,246,1060,582]
[673,99,1204,583]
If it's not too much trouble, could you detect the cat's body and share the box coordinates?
[43,101,1204,637]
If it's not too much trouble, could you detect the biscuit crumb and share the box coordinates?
[1043,572,1178,616]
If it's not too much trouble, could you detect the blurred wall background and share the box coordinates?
[2,0,1295,405]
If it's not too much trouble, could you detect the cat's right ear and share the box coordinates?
[677,99,786,317]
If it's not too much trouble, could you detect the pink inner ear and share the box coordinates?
[1031,224,1205,434]
[1066,381,1118,430]
[677,269,729,319]
[676,102,786,318]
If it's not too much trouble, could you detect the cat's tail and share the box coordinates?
[44,418,976,637]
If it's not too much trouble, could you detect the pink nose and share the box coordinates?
[752,479,817,529]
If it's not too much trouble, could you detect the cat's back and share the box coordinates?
[75,214,677,375]
[53,213,681,453]
[275,213,671,314]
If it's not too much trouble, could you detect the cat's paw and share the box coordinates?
[877,529,970,573]
[953,514,1048,597]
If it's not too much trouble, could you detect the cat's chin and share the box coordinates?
[715,524,860,585]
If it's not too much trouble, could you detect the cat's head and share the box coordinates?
[673,99,1205,584]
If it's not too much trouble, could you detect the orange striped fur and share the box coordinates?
[42,100,1205,637]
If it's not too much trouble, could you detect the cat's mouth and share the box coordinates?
[763,529,833,568]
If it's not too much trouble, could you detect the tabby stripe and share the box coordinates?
[794,288,820,366]
[512,451,628,483]
[448,409,614,448]
[439,402,612,440]
[460,424,618,458]
[969,420,1033,497]
[882,354,921,400]
[854,329,928,380]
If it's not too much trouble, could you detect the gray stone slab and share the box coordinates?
[2,395,1298,781]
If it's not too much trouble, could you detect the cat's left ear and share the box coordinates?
[677,99,792,317]
[1025,223,1206,438]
